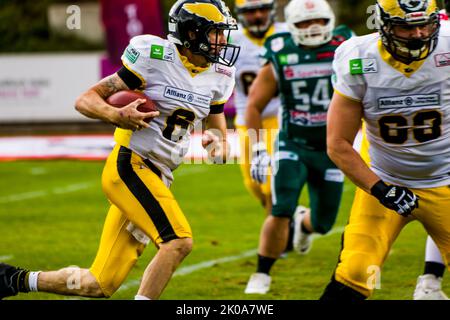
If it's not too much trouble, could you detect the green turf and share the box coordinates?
[0,161,446,300]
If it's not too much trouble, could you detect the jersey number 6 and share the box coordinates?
[162,109,196,142]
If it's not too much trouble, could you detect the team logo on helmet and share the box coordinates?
[398,0,428,12]
[183,3,227,23]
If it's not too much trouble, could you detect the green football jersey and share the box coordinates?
[262,25,354,150]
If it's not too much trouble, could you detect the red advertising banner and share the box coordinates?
[101,0,165,66]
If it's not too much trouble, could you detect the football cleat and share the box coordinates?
[293,206,313,255]
[244,272,271,294]
[0,263,29,299]
[413,274,449,300]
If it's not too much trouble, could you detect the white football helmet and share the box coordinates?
[285,0,336,47]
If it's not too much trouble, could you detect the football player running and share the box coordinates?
[413,0,450,301]
[244,0,354,294]
[321,0,450,300]
[233,0,286,216]
[0,0,239,300]
[232,0,298,255]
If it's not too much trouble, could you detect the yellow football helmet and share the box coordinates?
[234,0,275,38]
[168,0,241,66]
[376,0,440,63]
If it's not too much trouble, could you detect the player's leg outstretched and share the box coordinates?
[0,263,104,299]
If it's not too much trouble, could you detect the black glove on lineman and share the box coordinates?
[370,180,419,217]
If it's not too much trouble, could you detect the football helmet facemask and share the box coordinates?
[376,0,440,64]
[168,0,241,67]
[285,0,336,47]
[235,0,276,38]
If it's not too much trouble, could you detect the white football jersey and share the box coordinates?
[232,22,287,126]
[333,31,450,188]
[115,35,235,184]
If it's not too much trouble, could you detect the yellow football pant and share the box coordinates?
[335,186,450,297]
[236,116,278,203]
[89,145,192,296]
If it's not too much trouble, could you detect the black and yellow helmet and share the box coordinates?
[168,0,241,67]
[376,0,440,63]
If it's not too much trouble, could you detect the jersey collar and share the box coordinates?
[378,40,426,77]
[176,48,211,77]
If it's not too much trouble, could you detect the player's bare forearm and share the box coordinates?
[327,93,380,193]
[245,63,277,142]
[328,138,380,194]
[75,73,129,125]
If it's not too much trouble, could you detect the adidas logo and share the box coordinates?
[387,187,396,198]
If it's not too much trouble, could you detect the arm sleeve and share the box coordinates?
[117,66,144,90]
[209,104,224,114]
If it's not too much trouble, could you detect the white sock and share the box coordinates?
[425,236,444,264]
[28,271,41,292]
[134,295,151,300]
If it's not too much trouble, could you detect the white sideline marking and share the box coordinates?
[118,225,346,292]
[174,166,207,177]
[0,182,94,204]
[0,255,14,262]
[0,165,203,205]
[52,182,93,194]
[30,168,47,176]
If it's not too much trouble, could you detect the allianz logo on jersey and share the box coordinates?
[164,86,211,108]
[378,93,440,109]
[283,63,332,80]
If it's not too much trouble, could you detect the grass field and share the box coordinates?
[0,160,447,300]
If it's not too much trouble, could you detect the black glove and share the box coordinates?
[370,180,419,217]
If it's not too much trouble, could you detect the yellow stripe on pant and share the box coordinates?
[90,144,192,296]
[236,116,279,203]
[335,186,450,297]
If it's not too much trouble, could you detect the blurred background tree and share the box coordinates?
[0,0,104,52]
[0,0,445,52]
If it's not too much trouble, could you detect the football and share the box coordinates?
[106,90,157,123]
